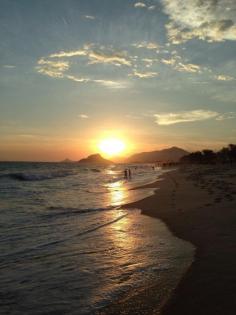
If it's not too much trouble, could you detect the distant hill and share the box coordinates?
[78,153,113,165]
[61,158,74,163]
[126,147,189,163]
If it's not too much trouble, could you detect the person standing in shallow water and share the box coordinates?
[124,169,131,179]
[128,168,132,179]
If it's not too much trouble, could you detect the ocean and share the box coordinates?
[0,162,194,314]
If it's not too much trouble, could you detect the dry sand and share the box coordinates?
[99,165,236,315]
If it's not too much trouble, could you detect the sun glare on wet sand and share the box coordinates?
[98,138,126,157]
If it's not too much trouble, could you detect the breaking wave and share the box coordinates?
[0,171,76,181]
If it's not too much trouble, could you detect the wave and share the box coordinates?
[0,166,105,181]
[46,205,119,217]
[0,171,76,181]
[0,213,128,263]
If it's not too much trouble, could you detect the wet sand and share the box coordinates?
[99,165,236,314]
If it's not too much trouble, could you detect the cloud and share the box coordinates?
[161,0,236,43]
[3,65,16,69]
[142,58,155,64]
[78,114,89,119]
[65,74,127,88]
[36,45,131,88]
[64,74,127,89]
[216,112,236,120]
[36,59,69,78]
[215,74,235,81]
[66,75,89,83]
[93,79,128,88]
[49,46,131,67]
[142,58,158,67]
[161,56,202,73]
[161,58,176,65]
[49,50,88,58]
[148,5,156,10]
[131,70,159,78]
[134,2,156,10]
[134,2,147,8]
[88,51,132,66]
[175,62,201,73]
[154,109,220,125]
[83,15,95,20]
[132,41,160,49]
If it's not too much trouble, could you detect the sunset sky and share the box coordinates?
[1,0,236,161]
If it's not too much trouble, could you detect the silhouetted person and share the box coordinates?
[124,169,128,179]
[128,168,132,179]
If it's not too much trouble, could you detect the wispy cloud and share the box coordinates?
[131,70,159,78]
[78,114,89,119]
[49,50,88,58]
[65,74,127,88]
[3,65,16,69]
[134,2,147,8]
[49,46,131,67]
[36,59,69,78]
[66,75,89,83]
[148,5,156,10]
[132,41,160,49]
[36,45,131,88]
[161,0,236,44]
[83,15,95,20]
[142,58,158,67]
[161,56,202,73]
[93,79,128,88]
[155,110,222,125]
[175,62,201,73]
[134,2,156,10]
[161,58,176,65]
[216,112,236,120]
[215,74,235,81]
[88,50,131,66]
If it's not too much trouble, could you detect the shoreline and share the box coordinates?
[99,165,236,314]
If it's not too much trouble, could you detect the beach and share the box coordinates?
[99,165,236,314]
[1,162,194,315]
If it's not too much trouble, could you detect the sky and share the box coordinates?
[1,0,236,161]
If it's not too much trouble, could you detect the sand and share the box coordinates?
[98,165,236,315]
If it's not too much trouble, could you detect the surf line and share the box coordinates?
[78,213,128,238]
[0,213,129,263]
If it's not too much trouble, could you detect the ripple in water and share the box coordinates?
[0,162,194,314]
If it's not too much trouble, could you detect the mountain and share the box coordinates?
[61,158,74,163]
[126,147,189,163]
[78,153,113,165]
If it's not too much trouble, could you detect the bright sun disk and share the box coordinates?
[98,138,126,157]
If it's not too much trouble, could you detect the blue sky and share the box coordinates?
[1,0,236,161]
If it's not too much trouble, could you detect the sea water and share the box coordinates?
[0,162,194,314]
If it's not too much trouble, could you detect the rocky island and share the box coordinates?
[78,153,113,165]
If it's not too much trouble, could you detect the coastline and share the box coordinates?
[99,165,236,315]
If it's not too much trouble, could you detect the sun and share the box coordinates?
[98,138,126,157]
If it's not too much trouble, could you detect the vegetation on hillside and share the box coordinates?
[181,144,236,164]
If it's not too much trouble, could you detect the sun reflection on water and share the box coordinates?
[103,180,139,256]
[107,180,129,207]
